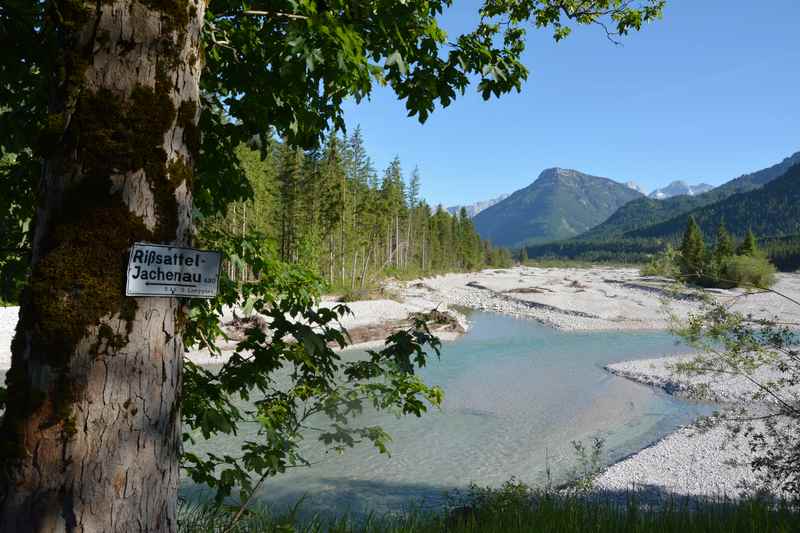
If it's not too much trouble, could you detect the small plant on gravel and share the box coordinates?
[641,244,682,279]
[672,289,800,496]
[569,437,607,492]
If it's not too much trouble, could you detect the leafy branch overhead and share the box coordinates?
[203,0,664,139]
[0,0,664,222]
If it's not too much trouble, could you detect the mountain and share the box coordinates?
[472,168,644,247]
[629,162,800,241]
[580,151,800,241]
[447,194,508,218]
[626,181,645,194]
[649,181,714,199]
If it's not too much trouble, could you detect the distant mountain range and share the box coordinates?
[625,182,645,194]
[519,151,800,268]
[649,181,714,199]
[463,150,800,251]
[630,161,800,241]
[581,151,800,241]
[472,168,644,247]
[447,194,508,218]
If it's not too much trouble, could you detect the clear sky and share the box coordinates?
[341,0,800,207]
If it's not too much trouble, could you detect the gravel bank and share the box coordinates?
[596,351,800,500]
[605,354,800,404]
[593,417,767,501]
[0,306,17,369]
[3,268,800,502]
[0,297,468,370]
[394,267,800,332]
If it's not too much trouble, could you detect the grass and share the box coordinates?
[178,483,800,533]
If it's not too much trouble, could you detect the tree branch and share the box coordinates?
[242,10,309,20]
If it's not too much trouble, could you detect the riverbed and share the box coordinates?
[182,311,714,517]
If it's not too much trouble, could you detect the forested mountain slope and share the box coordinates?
[581,151,800,240]
[629,163,800,240]
[473,168,643,247]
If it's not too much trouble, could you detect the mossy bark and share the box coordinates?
[0,1,205,531]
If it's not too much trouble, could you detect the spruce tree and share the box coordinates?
[520,246,529,264]
[714,221,735,261]
[738,228,759,257]
[680,216,706,280]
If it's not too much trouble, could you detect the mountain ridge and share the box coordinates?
[649,181,714,199]
[447,194,509,218]
[473,167,644,247]
[629,162,800,241]
[579,151,800,241]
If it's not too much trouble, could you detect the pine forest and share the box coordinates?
[200,127,511,291]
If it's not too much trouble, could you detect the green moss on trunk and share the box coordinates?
[1,0,199,469]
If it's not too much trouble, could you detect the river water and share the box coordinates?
[182,311,714,516]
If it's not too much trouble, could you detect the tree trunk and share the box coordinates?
[0,1,205,531]
[350,249,358,291]
[395,216,400,268]
[405,218,412,269]
[422,227,427,271]
[360,246,372,289]
[329,233,335,284]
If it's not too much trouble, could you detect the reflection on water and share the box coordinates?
[182,312,714,517]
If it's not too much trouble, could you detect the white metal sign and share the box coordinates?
[125,242,221,298]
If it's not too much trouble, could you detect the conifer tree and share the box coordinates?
[278,146,304,262]
[680,216,706,280]
[713,221,735,261]
[520,246,529,264]
[738,228,759,257]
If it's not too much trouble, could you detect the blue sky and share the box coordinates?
[341,0,800,207]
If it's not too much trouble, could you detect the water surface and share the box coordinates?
[184,312,714,516]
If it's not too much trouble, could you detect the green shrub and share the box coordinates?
[640,246,681,278]
[721,254,777,288]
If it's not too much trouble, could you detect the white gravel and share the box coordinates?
[605,354,800,404]
[394,267,800,332]
[593,418,769,500]
[597,351,800,500]
[4,268,798,367]
[0,297,467,370]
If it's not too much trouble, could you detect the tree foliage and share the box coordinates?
[738,229,759,257]
[204,131,509,290]
[1,0,668,225]
[673,295,800,495]
[714,222,735,262]
[673,218,776,288]
[679,216,706,281]
[181,229,445,502]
